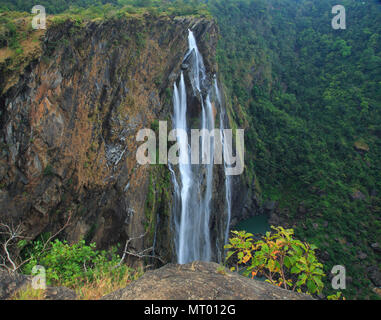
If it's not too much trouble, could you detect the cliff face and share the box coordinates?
[0,14,221,263]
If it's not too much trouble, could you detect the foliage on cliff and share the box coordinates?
[0,0,210,17]
[210,0,381,299]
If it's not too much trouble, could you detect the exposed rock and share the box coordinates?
[0,270,30,300]
[358,251,368,260]
[370,242,381,254]
[268,211,281,226]
[44,286,77,300]
[318,250,330,262]
[367,266,381,287]
[351,190,366,201]
[297,202,307,215]
[230,180,263,230]
[372,287,381,297]
[354,140,369,153]
[316,293,325,300]
[309,186,326,196]
[102,261,313,300]
[0,270,77,300]
[181,63,189,70]
[264,201,277,212]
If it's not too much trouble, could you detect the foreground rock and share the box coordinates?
[0,270,77,300]
[44,287,77,300]
[103,261,313,300]
[0,270,30,300]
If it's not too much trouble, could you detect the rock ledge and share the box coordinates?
[103,261,313,300]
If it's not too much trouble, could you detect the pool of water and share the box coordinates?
[233,214,271,282]
[234,214,271,235]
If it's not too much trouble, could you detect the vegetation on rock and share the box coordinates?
[18,238,142,299]
[225,227,327,296]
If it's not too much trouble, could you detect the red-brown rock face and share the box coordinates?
[0,14,219,263]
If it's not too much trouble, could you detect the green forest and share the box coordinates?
[0,0,380,300]
[211,0,381,299]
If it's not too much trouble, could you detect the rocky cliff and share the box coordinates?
[0,13,227,264]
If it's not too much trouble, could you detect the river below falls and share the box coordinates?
[231,214,271,282]
[234,214,271,235]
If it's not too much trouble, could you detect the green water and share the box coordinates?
[234,214,270,282]
[234,214,271,235]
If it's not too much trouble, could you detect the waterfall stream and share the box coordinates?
[171,30,231,264]
[214,80,232,244]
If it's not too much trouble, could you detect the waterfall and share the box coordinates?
[172,75,194,264]
[184,29,205,93]
[172,30,230,264]
[214,79,232,244]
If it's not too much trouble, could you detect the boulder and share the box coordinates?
[367,266,381,287]
[351,190,366,201]
[264,201,277,212]
[181,63,189,70]
[44,287,77,300]
[370,242,381,254]
[318,250,330,262]
[0,270,30,300]
[0,270,77,300]
[372,287,381,297]
[358,251,368,260]
[297,203,307,215]
[102,261,313,300]
[354,140,369,153]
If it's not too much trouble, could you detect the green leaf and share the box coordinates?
[284,256,291,268]
[307,279,317,293]
[290,266,300,274]
[225,251,235,261]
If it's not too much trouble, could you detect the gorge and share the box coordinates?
[1,0,380,300]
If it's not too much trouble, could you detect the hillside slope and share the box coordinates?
[210,0,381,299]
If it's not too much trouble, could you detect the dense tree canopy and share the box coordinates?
[210,0,381,299]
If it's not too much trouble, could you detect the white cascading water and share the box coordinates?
[172,30,230,264]
[214,79,232,244]
[184,29,205,92]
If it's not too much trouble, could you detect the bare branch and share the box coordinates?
[40,213,72,253]
[0,213,72,273]
[115,232,165,267]
[123,246,165,264]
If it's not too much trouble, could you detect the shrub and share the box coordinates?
[225,226,326,295]
[22,239,140,289]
